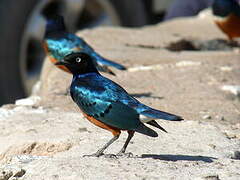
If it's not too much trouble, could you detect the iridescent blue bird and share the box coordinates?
[56,52,183,157]
[212,0,240,40]
[43,15,126,75]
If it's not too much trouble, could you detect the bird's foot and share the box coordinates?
[83,153,117,158]
[116,152,133,158]
[83,152,103,157]
[103,154,117,158]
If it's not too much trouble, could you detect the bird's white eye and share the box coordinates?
[76,57,81,63]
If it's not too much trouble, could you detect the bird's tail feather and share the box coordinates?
[96,56,127,70]
[135,123,158,137]
[147,120,167,133]
[141,108,183,121]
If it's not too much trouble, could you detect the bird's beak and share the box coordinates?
[55,60,68,66]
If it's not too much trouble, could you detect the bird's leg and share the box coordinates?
[84,135,120,157]
[117,131,135,157]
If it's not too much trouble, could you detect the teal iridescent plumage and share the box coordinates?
[44,15,126,74]
[71,73,181,131]
[57,52,183,157]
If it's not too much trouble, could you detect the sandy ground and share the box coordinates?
[0,15,239,180]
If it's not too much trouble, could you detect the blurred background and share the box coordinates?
[0,0,216,105]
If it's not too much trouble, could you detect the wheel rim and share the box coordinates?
[20,0,121,95]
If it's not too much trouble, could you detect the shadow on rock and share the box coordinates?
[140,154,217,163]
[165,38,239,51]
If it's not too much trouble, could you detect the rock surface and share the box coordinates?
[0,15,240,180]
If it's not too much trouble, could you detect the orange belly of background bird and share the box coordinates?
[82,112,121,136]
[215,13,240,40]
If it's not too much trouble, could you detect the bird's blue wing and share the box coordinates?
[70,77,140,130]
[72,74,182,123]
[45,33,80,60]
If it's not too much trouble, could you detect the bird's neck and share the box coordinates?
[73,72,100,79]
[71,65,100,77]
[45,30,67,39]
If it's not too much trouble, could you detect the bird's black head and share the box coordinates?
[45,15,66,36]
[55,52,99,75]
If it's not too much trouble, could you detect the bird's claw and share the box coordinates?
[116,152,133,158]
[83,152,103,157]
[103,154,117,158]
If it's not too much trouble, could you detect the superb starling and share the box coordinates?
[56,52,183,157]
[212,0,240,40]
[43,15,126,75]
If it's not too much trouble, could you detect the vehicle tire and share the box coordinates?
[0,0,148,105]
[110,0,148,27]
[0,0,38,105]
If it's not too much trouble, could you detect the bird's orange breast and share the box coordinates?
[82,112,121,136]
